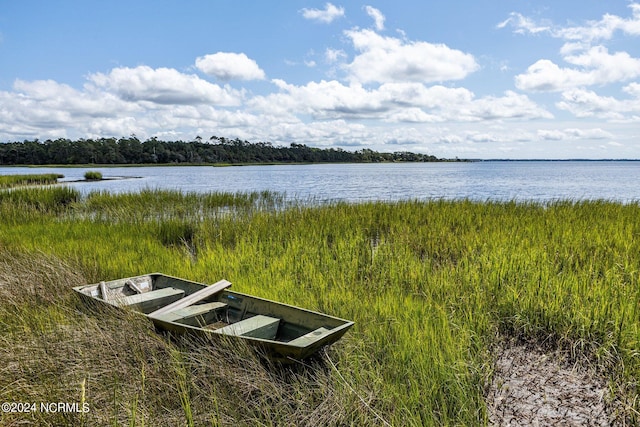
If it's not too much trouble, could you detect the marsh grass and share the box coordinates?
[0,189,639,424]
[0,173,63,189]
[0,186,80,216]
[84,171,102,181]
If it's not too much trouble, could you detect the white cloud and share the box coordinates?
[624,82,640,97]
[461,91,553,121]
[538,127,613,140]
[89,66,244,105]
[555,3,640,43]
[325,48,347,63]
[502,4,640,94]
[384,108,442,123]
[0,79,141,138]
[365,5,385,31]
[564,46,640,80]
[344,29,479,84]
[195,52,265,81]
[499,3,640,42]
[515,59,591,92]
[12,79,137,118]
[0,66,263,141]
[251,79,550,123]
[300,3,345,24]
[496,12,551,34]
[515,47,640,92]
[501,5,640,127]
[556,88,640,120]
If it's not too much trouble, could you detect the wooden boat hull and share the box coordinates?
[73,273,354,362]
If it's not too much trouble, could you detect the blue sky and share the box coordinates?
[1,1,639,159]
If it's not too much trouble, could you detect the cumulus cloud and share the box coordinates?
[365,5,385,31]
[494,3,640,130]
[343,29,479,84]
[499,3,640,42]
[0,65,265,141]
[300,3,345,24]
[555,3,640,43]
[250,79,550,123]
[89,66,243,105]
[502,4,640,101]
[461,91,553,121]
[556,88,640,120]
[0,79,142,138]
[515,47,640,92]
[195,52,265,81]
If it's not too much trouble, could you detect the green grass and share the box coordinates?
[84,171,102,181]
[0,189,638,425]
[0,173,63,188]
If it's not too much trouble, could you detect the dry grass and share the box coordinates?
[0,249,382,426]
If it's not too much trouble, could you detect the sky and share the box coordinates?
[1,1,639,159]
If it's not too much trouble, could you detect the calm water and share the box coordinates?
[1,161,639,203]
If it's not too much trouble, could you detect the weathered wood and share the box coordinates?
[215,315,280,339]
[150,301,227,323]
[125,279,143,294]
[287,327,332,346]
[113,287,185,313]
[148,279,231,317]
[99,281,109,302]
[124,277,152,294]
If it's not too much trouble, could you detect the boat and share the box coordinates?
[73,273,354,362]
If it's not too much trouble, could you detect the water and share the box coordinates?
[1,161,639,203]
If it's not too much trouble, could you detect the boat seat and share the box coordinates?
[288,327,332,346]
[150,302,227,324]
[215,315,280,340]
[113,287,185,313]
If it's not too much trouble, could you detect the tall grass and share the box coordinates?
[84,171,102,181]
[0,173,63,188]
[0,189,639,425]
[0,186,80,219]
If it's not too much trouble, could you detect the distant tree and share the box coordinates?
[0,136,446,165]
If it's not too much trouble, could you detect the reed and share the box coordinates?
[0,189,638,425]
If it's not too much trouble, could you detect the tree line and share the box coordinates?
[0,136,449,165]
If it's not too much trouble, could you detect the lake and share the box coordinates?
[1,161,639,203]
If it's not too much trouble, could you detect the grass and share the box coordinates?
[84,171,102,181]
[0,173,63,188]
[0,188,639,425]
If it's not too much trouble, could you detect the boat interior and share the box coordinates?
[77,274,347,346]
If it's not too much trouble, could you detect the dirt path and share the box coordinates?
[486,344,618,426]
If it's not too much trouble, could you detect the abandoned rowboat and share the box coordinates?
[73,273,354,362]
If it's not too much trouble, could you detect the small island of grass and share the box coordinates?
[84,171,103,181]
